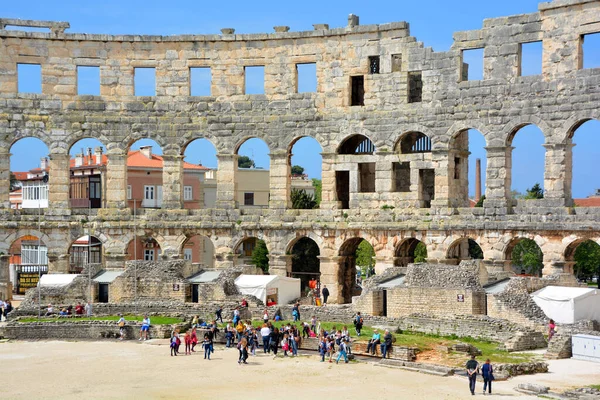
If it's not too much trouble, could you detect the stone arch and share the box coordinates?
[234,136,274,154]
[503,117,551,146]
[125,132,169,151]
[66,132,111,153]
[289,236,321,291]
[563,237,600,276]
[337,237,370,303]
[181,233,215,268]
[394,237,426,267]
[8,129,53,149]
[446,237,484,263]
[337,134,376,155]
[286,134,325,154]
[394,131,433,154]
[562,112,600,143]
[67,234,105,273]
[285,231,324,254]
[5,230,51,250]
[503,236,544,275]
[125,233,163,261]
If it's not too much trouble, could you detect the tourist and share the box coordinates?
[190,327,198,352]
[310,315,317,333]
[248,327,258,356]
[289,327,299,356]
[202,333,212,359]
[481,358,494,395]
[235,320,244,343]
[548,319,556,341]
[466,355,479,396]
[85,301,92,316]
[237,337,248,364]
[322,285,330,304]
[281,332,290,357]
[139,315,150,341]
[191,315,199,328]
[266,297,276,307]
[0,299,4,322]
[260,323,271,353]
[184,332,192,355]
[241,298,248,308]
[354,312,363,336]
[366,329,381,355]
[225,325,234,347]
[318,336,327,362]
[292,302,300,322]
[327,337,335,362]
[302,322,310,338]
[66,305,73,315]
[233,307,241,325]
[336,338,349,364]
[117,314,126,340]
[381,329,393,358]
[59,308,68,316]
[263,308,269,323]
[75,302,84,315]
[45,303,54,316]
[216,307,223,323]
[170,331,179,356]
[3,300,12,321]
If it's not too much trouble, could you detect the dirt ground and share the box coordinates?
[0,340,595,400]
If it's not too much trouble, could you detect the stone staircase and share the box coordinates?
[375,358,455,376]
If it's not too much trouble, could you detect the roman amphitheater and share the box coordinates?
[0,0,599,306]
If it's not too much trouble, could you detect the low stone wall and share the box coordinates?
[494,361,548,377]
[385,287,486,318]
[545,321,600,359]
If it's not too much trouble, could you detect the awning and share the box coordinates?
[92,270,124,284]
[187,270,221,283]
[39,274,78,287]
[484,278,511,294]
[378,275,406,288]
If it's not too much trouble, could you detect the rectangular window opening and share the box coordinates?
[393,162,411,192]
[244,192,255,206]
[190,67,211,96]
[134,67,156,96]
[77,66,100,95]
[582,32,600,70]
[17,63,42,94]
[462,48,484,81]
[127,185,132,200]
[350,75,364,106]
[244,66,265,95]
[296,63,317,93]
[520,41,543,76]
[358,163,376,193]
[392,54,402,72]
[369,56,380,74]
[419,169,435,209]
[454,157,461,180]
[184,186,193,201]
[408,71,422,103]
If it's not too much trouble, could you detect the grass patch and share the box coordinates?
[590,385,600,390]
[18,315,182,325]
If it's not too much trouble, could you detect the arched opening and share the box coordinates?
[183,138,218,208]
[234,237,260,267]
[508,125,546,201]
[336,134,376,209]
[505,238,543,276]
[564,239,600,281]
[289,137,323,209]
[397,132,432,154]
[69,235,103,273]
[394,132,434,208]
[570,120,600,205]
[290,237,321,292]
[338,238,373,303]
[9,234,48,294]
[394,238,427,267]
[128,139,163,209]
[338,134,375,155]
[447,238,484,264]
[9,138,50,210]
[235,138,270,207]
[69,138,107,209]
[448,129,487,207]
[127,236,161,261]
[182,234,215,268]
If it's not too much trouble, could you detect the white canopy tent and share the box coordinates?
[234,275,300,305]
[39,274,78,287]
[531,286,600,324]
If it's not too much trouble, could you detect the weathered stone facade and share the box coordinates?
[1,1,600,304]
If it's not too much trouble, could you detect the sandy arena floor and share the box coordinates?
[1,340,597,400]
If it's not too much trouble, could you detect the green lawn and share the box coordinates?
[18,315,182,325]
[590,385,600,390]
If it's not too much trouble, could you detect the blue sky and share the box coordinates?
[6,0,600,197]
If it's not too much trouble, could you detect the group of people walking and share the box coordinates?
[466,355,494,396]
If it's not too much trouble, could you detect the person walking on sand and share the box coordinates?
[85,301,93,316]
[481,359,494,395]
[170,332,179,356]
[203,333,213,360]
[191,327,198,352]
[548,319,556,341]
[139,315,150,341]
[184,332,192,355]
[466,355,479,396]
[322,285,330,305]
[238,337,249,364]
[117,314,126,340]
[336,338,349,364]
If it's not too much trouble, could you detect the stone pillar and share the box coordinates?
[375,151,392,198]
[543,143,573,206]
[48,153,71,212]
[430,149,451,210]
[104,253,127,269]
[215,252,234,269]
[161,154,183,209]
[269,253,292,277]
[216,153,237,208]
[47,252,70,274]
[318,255,341,303]
[544,260,565,276]
[0,147,10,209]
[269,151,290,209]
[320,152,337,209]
[483,146,511,215]
[105,150,128,209]
[374,255,394,275]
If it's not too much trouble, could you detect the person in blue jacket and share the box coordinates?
[481,358,494,395]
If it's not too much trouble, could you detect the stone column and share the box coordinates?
[268,253,292,277]
[318,255,341,303]
[374,255,394,275]
[430,149,451,210]
[105,150,128,209]
[320,152,337,209]
[0,147,10,209]
[216,153,237,209]
[483,146,511,215]
[215,252,234,269]
[544,260,565,276]
[104,253,128,269]
[161,154,184,209]
[47,252,70,274]
[48,153,71,212]
[269,151,290,209]
[543,143,573,206]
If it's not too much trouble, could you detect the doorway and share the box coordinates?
[192,284,199,303]
[98,283,109,303]
[336,171,350,209]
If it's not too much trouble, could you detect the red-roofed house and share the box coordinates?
[574,189,600,207]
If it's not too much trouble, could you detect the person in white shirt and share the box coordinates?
[85,302,93,317]
[139,316,151,341]
[260,324,271,353]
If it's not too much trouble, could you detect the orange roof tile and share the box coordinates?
[69,151,208,171]
[12,171,28,181]
[574,198,600,207]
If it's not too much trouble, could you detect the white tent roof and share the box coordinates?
[39,274,78,287]
[532,286,600,324]
[92,270,124,284]
[234,274,300,305]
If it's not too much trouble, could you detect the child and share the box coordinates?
[327,337,335,363]
[225,328,234,348]
[184,332,192,355]
[302,322,310,339]
[318,336,327,362]
[203,333,212,360]
[310,316,317,333]
[117,314,126,340]
[170,332,179,356]
[237,337,248,364]
[336,338,349,364]
[281,333,289,357]
[190,327,198,352]
[250,329,258,356]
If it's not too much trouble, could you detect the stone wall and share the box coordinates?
[385,287,486,318]
[405,261,484,290]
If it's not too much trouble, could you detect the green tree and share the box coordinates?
[524,183,544,199]
[574,240,600,281]
[356,240,375,276]
[291,165,304,176]
[291,189,317,209]
[414,242,427,262]
[311,178,322,206]
[291,237,320,289]
[238,155,255,168]
[251,239,269,273]
[512,239,543,275]
[475,195,485,208]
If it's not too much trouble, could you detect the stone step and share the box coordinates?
[376,359,455,376]
[375,363,450,376]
